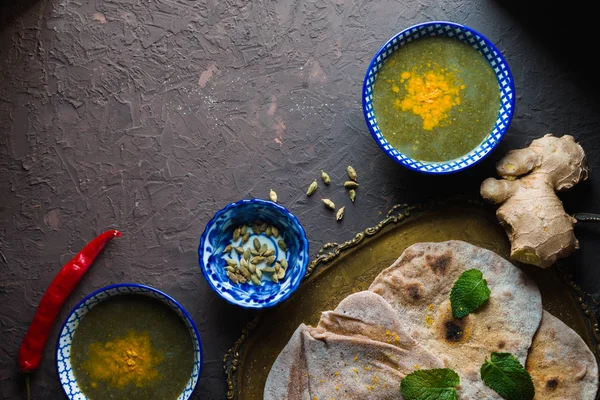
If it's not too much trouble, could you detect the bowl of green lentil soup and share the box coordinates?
[56,283,202,400]
[362,21,515,174]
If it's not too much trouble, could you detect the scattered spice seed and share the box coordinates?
[347,166,357,182]
[336,206,345,221]
[322,198,335,210]
[269,188,278,203]
[321,170,331,185]
[349,189,356,203]
[344,181,359,189]
[307,179,318,196]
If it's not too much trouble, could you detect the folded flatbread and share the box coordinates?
[264,291,444,400]
[527,310,598,400]
[368,240,543,399]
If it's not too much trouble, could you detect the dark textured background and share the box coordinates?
[1,0,599,399]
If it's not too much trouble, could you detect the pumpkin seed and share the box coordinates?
[322,198,335,210]
[250,275,261,286]
[241,232,250,245]
[234,246,244,255]
[266,255,276,265]
[240,258,248,269]
[271,273,280,283]
[306,179,318,196]
[349,189,356,203]
[265,226,272,237]
[277,267,285,280]
[281,258,288,270]
[271,226,279,238]
[223,244,232,254]
[225,266,236,273]
[248,263,256,273]
[253,238,261,251]
[347,165,357,182]
[259,243,268,255]
[244,248,251,261]
[336,206,345,221]
[233,227,241,241]
[262,267,275,273]
[269,188,278,203]
[251,256,266,264]
[250,249,260,256]
[239,266,251,279]
[263,249,275,257]
[226,271,239,284]
[225,258,237,267]
[321,170,331,185]
[344,181,359,189]
[278,239,288,252]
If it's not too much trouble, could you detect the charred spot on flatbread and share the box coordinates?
[546,378,559,390]
[405,283,423,301]
[424,251,453,275]
[498,340,506,349]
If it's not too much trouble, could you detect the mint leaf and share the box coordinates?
[450,268,491,318]
[400,368,459,400]
[480,352,535,400]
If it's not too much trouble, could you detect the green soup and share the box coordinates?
[70,295,195,400]
[372,36,500,162]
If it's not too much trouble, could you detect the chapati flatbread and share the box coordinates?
[264,291,444,400]
[368,240,543,399]
[527,310,598,399]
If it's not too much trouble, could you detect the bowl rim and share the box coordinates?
[55,282,203,400]
[361,20,516,175]
[197,198,310,309]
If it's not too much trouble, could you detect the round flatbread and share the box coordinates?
[368,240,543,399]
[527,310,598,399]
[264,291,444,400]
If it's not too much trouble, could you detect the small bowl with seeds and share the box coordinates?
[198,198,310,308]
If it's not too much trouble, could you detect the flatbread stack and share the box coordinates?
[264,240,599,399]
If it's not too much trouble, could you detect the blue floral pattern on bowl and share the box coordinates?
[198,198,309,309]
[362,21,515,174]
[56,283,203,400]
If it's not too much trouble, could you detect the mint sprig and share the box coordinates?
[480,352,535,400]
[400,368,460,400]
[450,268,491,318]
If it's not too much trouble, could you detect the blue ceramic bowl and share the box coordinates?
[56,283,203,400]
[362,21,515,174]
[198,199,309,309]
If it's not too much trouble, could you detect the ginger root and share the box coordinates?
[480,134,588,268]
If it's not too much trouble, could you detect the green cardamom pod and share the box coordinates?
[347,165,357,182]
[306,179,318,196]
[322,198,335,210]
[336,206,345,221]
[349,189,356,203]
[321,170,331,185]
[344,181,359,189]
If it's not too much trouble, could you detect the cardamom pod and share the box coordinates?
[226,271,239,284]
[271,273,279,283]
[244,248,251,261]
[347,165,357,182]
[277,267,285,280]
[240,225,248,236]
[222,244,232,254]
[253,238,261,251]
[248,263,256,273]
[306,179,318,196]
[250,249,260,256]
[344,181,359,189]
[336,206,345,221]
[260,222,268,232]
[266,255,276,265]
[239,266,251,279]
[259,243,268,255]
[250,275,261,286]
[278,239,288,252]
[263,249,275,257]
[234,246,244,255]
[240,258,248,269]
[274,263,281,273]
[280,258,288,270]
[271,226,279,238]
[252,222,260,234]
[265,226,272,237]
[238,275,247,284]
[262,267,275,273]
[241,232,250,245]
[251,256,266,264]
[225,258,237,267]
[269,188,278,203]
[225,266,236,273]
[255,268,263,279]
[321,170,331,185]
[232,227,241,241]
[322,198,335,210]
[349,189,356,203]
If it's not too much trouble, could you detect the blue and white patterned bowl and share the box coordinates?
[56,283,203,400]
[198,198,309,309]
[362,21,515,174]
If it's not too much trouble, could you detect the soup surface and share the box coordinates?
[71,294,195,400]
[372,36,501,162]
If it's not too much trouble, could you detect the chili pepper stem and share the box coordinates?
[25,374,30,400]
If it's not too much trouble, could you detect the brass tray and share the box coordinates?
[223,200,600,399]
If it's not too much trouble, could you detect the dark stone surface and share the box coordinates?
[1,0,599,399]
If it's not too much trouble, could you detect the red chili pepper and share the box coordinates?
[18,229,122,373]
